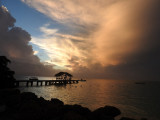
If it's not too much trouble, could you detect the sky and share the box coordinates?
[0,0,160,80]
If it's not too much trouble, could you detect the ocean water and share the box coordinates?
[17,77,160,120]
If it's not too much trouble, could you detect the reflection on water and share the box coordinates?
[18,79,160,120]
[16,76,55,80]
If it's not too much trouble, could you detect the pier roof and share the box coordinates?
[55,72,73,77]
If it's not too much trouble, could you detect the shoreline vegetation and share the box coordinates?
[0,89,147,120]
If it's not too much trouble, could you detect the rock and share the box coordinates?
[60,104,91,117]
[0,89,21,108]
[0,90,147,120]
[14,100,43,120]
[39,97,45,101]
[90,105,121,120]
[89,113,114,120]
[5,94,21,107]
[0,89,20,98]
[63,111,87,120]
[93,105,121,117]
[71,104,91,116]
[0,116,14,120]
[51,98,64,106]
[120,117,136,120]
[13,112,42,120]
[18,100,41,113]
[140,118,148,120]
[20,92,38,101]
[0,104,6,112]
[43,102,62,120]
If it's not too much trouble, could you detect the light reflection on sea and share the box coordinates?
[17,78,160,120]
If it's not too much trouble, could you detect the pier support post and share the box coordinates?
[26,81,29,87]
[45,81,47,86]
[41,81,43,86]
[64,81,66,84]
[31,81,33,86]
[37,81,39,86]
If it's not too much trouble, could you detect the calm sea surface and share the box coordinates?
[16,77,160,120]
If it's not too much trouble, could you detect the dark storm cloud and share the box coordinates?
[106,0,160,80]
[105,49,160,81]
[70,0,160,81]
[0,6,54,76]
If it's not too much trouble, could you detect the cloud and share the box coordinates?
[22,0,160,80]
[21,0,102,26]
[91,0,160,66]
[33,50,39,55]
[0,6,54,76]
[31,24,89,70]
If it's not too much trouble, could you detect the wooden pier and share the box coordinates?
[14,80,86,87]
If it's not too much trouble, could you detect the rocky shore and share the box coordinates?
[0,89,147,120]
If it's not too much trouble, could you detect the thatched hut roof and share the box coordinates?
[55,72,73,77]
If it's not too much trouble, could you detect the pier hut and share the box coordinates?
[55,72,73,80]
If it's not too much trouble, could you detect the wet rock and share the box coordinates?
[20,92,38,101]
[5,94,21,107]
[0,104,6,112]
[0,116,14,120]
[51,98,64,106]
[71,104,91,116]
[89,113,114,120]
[0,89,20,98]
[140,118,148,120]
[93,105,121,117]
[63,111,87,120]
[18,100,41,113]
[120,117,136,120]
[13,112,42,120]
[43,103,62,120]
[39,96,45,101]
[0,89,21,109]
[14,100,43,120]
[60,104,91,117]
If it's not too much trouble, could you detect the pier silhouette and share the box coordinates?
[14,79,86,87]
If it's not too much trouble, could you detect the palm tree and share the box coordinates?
[0,56,11,66]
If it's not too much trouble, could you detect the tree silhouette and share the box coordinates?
[0,56,15,88]
[55,72,73,80]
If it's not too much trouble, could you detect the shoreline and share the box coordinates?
[0,89,147,120]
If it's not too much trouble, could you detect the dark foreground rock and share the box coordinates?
[93,105,121,117]
[0,89,147,120]
[120,117,136,120]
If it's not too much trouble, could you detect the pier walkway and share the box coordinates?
[14,80,86,87]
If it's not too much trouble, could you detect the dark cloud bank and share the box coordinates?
[105,0,160,81]
[72,0,160,81]
[0,6,54,76]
